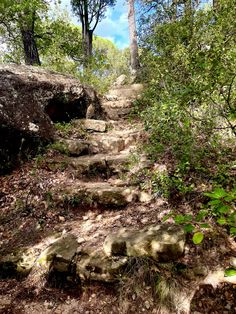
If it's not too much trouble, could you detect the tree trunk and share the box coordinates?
[128,0,139,74]
[21,29,41,66]
[82,0,93,66]
[171,0,178,21]
[85,29,93,59]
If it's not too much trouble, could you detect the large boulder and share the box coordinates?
[0,64,103,173]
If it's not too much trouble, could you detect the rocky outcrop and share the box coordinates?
[0,64,103,173]
[0,226,186,283]
[104,224,186,261]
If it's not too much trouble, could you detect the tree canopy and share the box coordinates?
[71,0,116,63]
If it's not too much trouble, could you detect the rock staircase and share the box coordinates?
[46,83,152,208]
[0,84,186,283]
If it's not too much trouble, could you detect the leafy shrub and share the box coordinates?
[138,0,236,178]
[164,186,236,244]
[204,187,236,236]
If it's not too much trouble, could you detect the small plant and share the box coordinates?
[63,195,80,207]
[166,186,236,245]
[49,141,69,155]
[54,122,74,136]
[204,187,236,236]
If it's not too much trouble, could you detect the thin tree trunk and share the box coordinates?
[128,0,139,73]
[171,0,178,21]
[21,29,41,66]
[83,0,93,65]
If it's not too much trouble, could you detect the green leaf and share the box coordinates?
[208,199,221,205]
[204,188,227,199]
[196,210,208,222]
[184,224,194,233]
[174,215,186,224]
[199,223,210,228]
[218,205,231,214]
[192,232,204,245]
[224,268,236,277]
[174,214,192,224]
[217,217,226,225]
[230,227,236,236]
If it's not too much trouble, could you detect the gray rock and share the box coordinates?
[104,224,185,261]
[0,64,103,173]
[75,119,108,132]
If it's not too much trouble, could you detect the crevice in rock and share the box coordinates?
[45,94,88,123]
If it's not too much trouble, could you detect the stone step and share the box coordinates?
[72,119,109,133]
[55,129,140,156]
[70,153,130,177]
[106,84,144,99]
[102,106,132,120]
[45,152,130,178]
[102,99,133,108]
[54,181,138,207]
[87,130,139,154]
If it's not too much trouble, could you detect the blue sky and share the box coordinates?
[60,0,129,49]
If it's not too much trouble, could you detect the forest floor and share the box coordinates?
[0,83,236,313]
[0,154,236,314]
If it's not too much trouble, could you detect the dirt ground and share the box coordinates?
[0,155,236,314]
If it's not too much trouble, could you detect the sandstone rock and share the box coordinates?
[113,74,128,87]
[69,152,130,177]
[76,249,128,282]
[103,224,185,261]
[0,64,103,173]
[73,119,108,132]
[107,84,144,99]
[102,94,136,120]
[101,103,132,120]
[36,234,78,272]
[138,191,153,203]
[56,181,138,207]
[0,248,39,278]
[56,138,89,156]
[88,136,125,154]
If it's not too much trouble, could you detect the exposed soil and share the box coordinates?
[0,156,235,313]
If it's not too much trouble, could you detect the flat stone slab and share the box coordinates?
[102,99,133,109]
[70,152,130,175]
[107,84,144,99]
[73,119,108,132]
[57,128,139,155]
[57,181,138,207]
[103,224,186,261]
[56,138,89,156]
[88,136,125,154]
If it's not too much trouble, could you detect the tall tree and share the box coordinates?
[0,0,48,65]
[71,0,116,64]
[128,0,139,73]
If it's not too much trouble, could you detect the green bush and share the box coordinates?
[139,0,236,177]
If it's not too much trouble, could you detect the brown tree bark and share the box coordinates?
[20,29,41,66]
[128,0,139,73]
